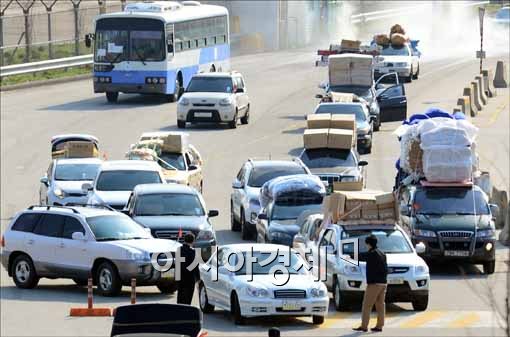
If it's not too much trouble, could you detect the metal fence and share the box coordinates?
[0,0,131,66]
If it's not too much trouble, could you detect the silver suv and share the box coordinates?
[1,205,180,296]
[230,159,310,240]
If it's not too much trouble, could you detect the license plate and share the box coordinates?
[388,278,404,285]
[195,112,212,118]
[282,301,301,311]
[444,250,470,257]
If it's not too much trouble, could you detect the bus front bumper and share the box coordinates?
[94,83,167,94]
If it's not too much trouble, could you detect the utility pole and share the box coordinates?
[478,7,485,74]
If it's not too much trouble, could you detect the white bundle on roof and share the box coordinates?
[259,174,326,209]
[422,146,473,182]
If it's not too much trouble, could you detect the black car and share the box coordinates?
[398,184,498,274]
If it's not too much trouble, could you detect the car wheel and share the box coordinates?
[412,294,429,311]
[157,280,178,294]
[106,92,119,103]
[333,278,348,311]
[199,282,215,313]
[177,120,186,129]
[483,261,495,275]
[312,315,325,325]
[231,292,245,325]
[413,65,420,80]
[241,211,250,241]
[200,181,203,193]
[406,68,413,83]
[228,111,238,129]
[373,118,380,132]
[96,261,122,297]
[240,106,250,125]
[73,278,88,286]
[12,255,39,289]
[230,201,241,232]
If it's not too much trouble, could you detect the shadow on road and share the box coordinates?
[159,123,233,133]
[427,260,487,279]
[279,115,306,121]
[282,127,306,135]
[41,94,171,112]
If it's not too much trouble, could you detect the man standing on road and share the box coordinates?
[177,233,200,305]
[353,235,388,333]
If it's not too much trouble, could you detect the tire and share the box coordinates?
[333,278,349,311]
[73,278,88,286]
[177,120,186,129]
[312,315,325,325]
[157,280,178,294]
[240,106,250,125]
[413,65,420,80]
[412,294,429,311]
[231,293,245,325]
[241,211,250,241]
[228,111,238,129]
[406,68,413,83]
[199,282,215,313]
[167,78,182,103]
[12,255,39,289]
[483,261,495,275]
[96,261,122,297]
[373,117,381,132]
[230,201,241,232]
[106,92,118,103]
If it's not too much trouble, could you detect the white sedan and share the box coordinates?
[198,244,329,325]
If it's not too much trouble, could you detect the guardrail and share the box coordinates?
[0,54,92,77]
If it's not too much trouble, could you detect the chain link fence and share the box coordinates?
[0,0,131,66]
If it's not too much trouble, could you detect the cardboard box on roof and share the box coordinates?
[330,93,355,103]
[64,141,98,158]
[333,180,364,191]
[322,192,345,223]
[161,133,189,153]
[307,114,331,129]
[328,128,354,149]
[304,129,329,149]
[328,54,373,87]
[330,114,356,133]
[340,39,361,50]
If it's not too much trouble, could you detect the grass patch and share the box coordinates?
[1,65,92,87]
[2,41,91,66]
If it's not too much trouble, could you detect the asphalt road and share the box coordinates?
[1,49,509,337]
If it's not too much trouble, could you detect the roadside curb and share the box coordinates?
[0,74,92,92]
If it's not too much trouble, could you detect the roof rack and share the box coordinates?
[66,203,117,212]
[27,205,79,214]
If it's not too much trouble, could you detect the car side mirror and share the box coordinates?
[40,176,49,186]
[315,94,324,99]
[399,204,411,216]
[81,182,93,193]
[208,210,219,217]
[415,242,426,254]
[85,34,92,48]
[167,44,174,53]
[369,116,377,123]
[232,179,243,189]
[358,160,368,167]
[258,213,268,220]
[71,232,86,241]
[235,88,244,93]
[188,165,198,171]
[318,82,327,89]
[489,204,499,219]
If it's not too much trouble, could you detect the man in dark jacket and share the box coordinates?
[177,233,200,305]
[353,235,388,332]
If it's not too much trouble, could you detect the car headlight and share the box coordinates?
[271,231,292,241]
[245,285,269,297]
[413,229,436,237]
[127,250,150,261]
[343,264,362,275]
[476,228,495,238]
[414,264,429,275]
[310,287,326,298]
[197,230,214,241]
[178,97,190,106]
[395,62,409,67]
[219,97,233,106]
[54,187,65,199]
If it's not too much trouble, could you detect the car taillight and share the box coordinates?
[1,235,5,248]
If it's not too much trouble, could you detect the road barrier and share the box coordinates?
[0,54,93,78]
[69,278,111,317]
[475,75,488,105]
[491,187,509,230]
[499,200,510,246]
[482,69,496,97]
[456,97,470,117]
[463,86,478,117]
[493,61,508,88]
[471,81,483,111]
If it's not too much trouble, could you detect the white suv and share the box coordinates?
[85,160,165,210]
[177,72,250,129]
[1,205,180,296]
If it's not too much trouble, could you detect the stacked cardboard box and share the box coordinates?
[304,129,329,149]
[63,141,98,158]
[304,114,355,150]
[307,114,331,129]
[161,133,189,153]
[328,54,373,87]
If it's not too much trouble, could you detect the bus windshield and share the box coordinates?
[95,18,165,63]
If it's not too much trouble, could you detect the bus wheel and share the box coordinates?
[167,78,182,103]
[106,92,118,103]
[210,65,216,72]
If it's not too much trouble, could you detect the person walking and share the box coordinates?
[353,234,388,333]
[177,233,200,305]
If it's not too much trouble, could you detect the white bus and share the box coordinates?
[86,1,230,103]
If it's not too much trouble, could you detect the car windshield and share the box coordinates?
[300,149,357,168]
[96,170,161,191]
[87,215,151,241]
[55,163,100,181]
[414,188,490,215]
[329,86,373,100]
[236,251,308,275]
[248,166,306,188]
[186,77,233,93]
[380,45,410,56]
[135,193,205,216]
[315,104,366,122]
[342,229,413,255]
[158,153,186,171]
[272,202,322,221]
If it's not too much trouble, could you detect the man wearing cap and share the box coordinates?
[177,233,200,305]
[353,234,388,332]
